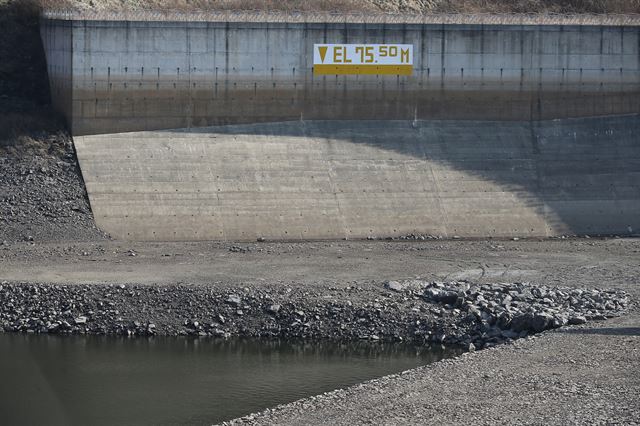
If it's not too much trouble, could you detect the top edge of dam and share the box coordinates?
[41,9,640,27]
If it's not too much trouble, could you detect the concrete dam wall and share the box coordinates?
[41,13,640,135]
[41,13,640,241]
[75,115,640,241]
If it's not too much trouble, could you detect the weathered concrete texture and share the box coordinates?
[74,115,640,241]
[41,18,640,135]
[40,19,73,121]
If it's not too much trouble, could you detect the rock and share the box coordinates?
[510,313,534,333]
[384,281,406,292]
[384,280,428,293]
[569,316,587,325]
[531,313,553,332]
[552,315,568,328]
[226,295,242,306]
[266,304,281,315]
[0,280,626,346]
[212,328,227,337]
[500,329,519,339]
[424,288,458,305]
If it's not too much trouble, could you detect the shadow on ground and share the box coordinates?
[564,326,640,336]
[166,115,640,236]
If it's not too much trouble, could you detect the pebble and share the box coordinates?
[0,281,628,348]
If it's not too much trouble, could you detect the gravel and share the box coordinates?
[0,280,628,350]
[224,313,640,426]
[0,140,105,242]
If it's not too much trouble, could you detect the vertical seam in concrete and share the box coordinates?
[423,126,448,238]
[224,21,229,104]
[187,22,193,129]
[480,23,485,84]
[440,23,445,90]
[301,22,308,120]
[529,120,549,236]
[69,20,76,133]
[321,131,349,239]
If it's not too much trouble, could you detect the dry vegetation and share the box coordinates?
[22,0,640,13]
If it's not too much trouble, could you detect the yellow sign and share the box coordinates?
[313,44,413,76]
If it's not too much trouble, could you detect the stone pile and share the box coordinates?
[416,281,628,348]
[0,280,629,350]
[0,141,103,242]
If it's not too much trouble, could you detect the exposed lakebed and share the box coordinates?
[0,279,629,423]
[0,334,458,425]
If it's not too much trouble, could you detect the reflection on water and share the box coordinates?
[0,333,459,425]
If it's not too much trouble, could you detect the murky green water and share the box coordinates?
[0,333,458,425]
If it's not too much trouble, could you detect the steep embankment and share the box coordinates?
[0,0,103,242]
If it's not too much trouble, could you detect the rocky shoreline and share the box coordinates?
[0,280,629,349]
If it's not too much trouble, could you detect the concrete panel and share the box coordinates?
[40,18,640,135]
[75,115,640,241]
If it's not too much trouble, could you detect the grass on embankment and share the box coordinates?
[18,0,640,13]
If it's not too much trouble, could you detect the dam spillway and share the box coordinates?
[40,11,640,240]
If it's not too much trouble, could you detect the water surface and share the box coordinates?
[0,333,458,425]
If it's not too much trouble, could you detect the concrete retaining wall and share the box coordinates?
[40,19,73,120]
[41,17,640,135]
[41,15,640,240]
[75,115,640,241]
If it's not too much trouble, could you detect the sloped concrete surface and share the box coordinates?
[74,116,640,241]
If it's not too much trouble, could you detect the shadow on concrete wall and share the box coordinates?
[169,114,640,236]
[0,1,66,144]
